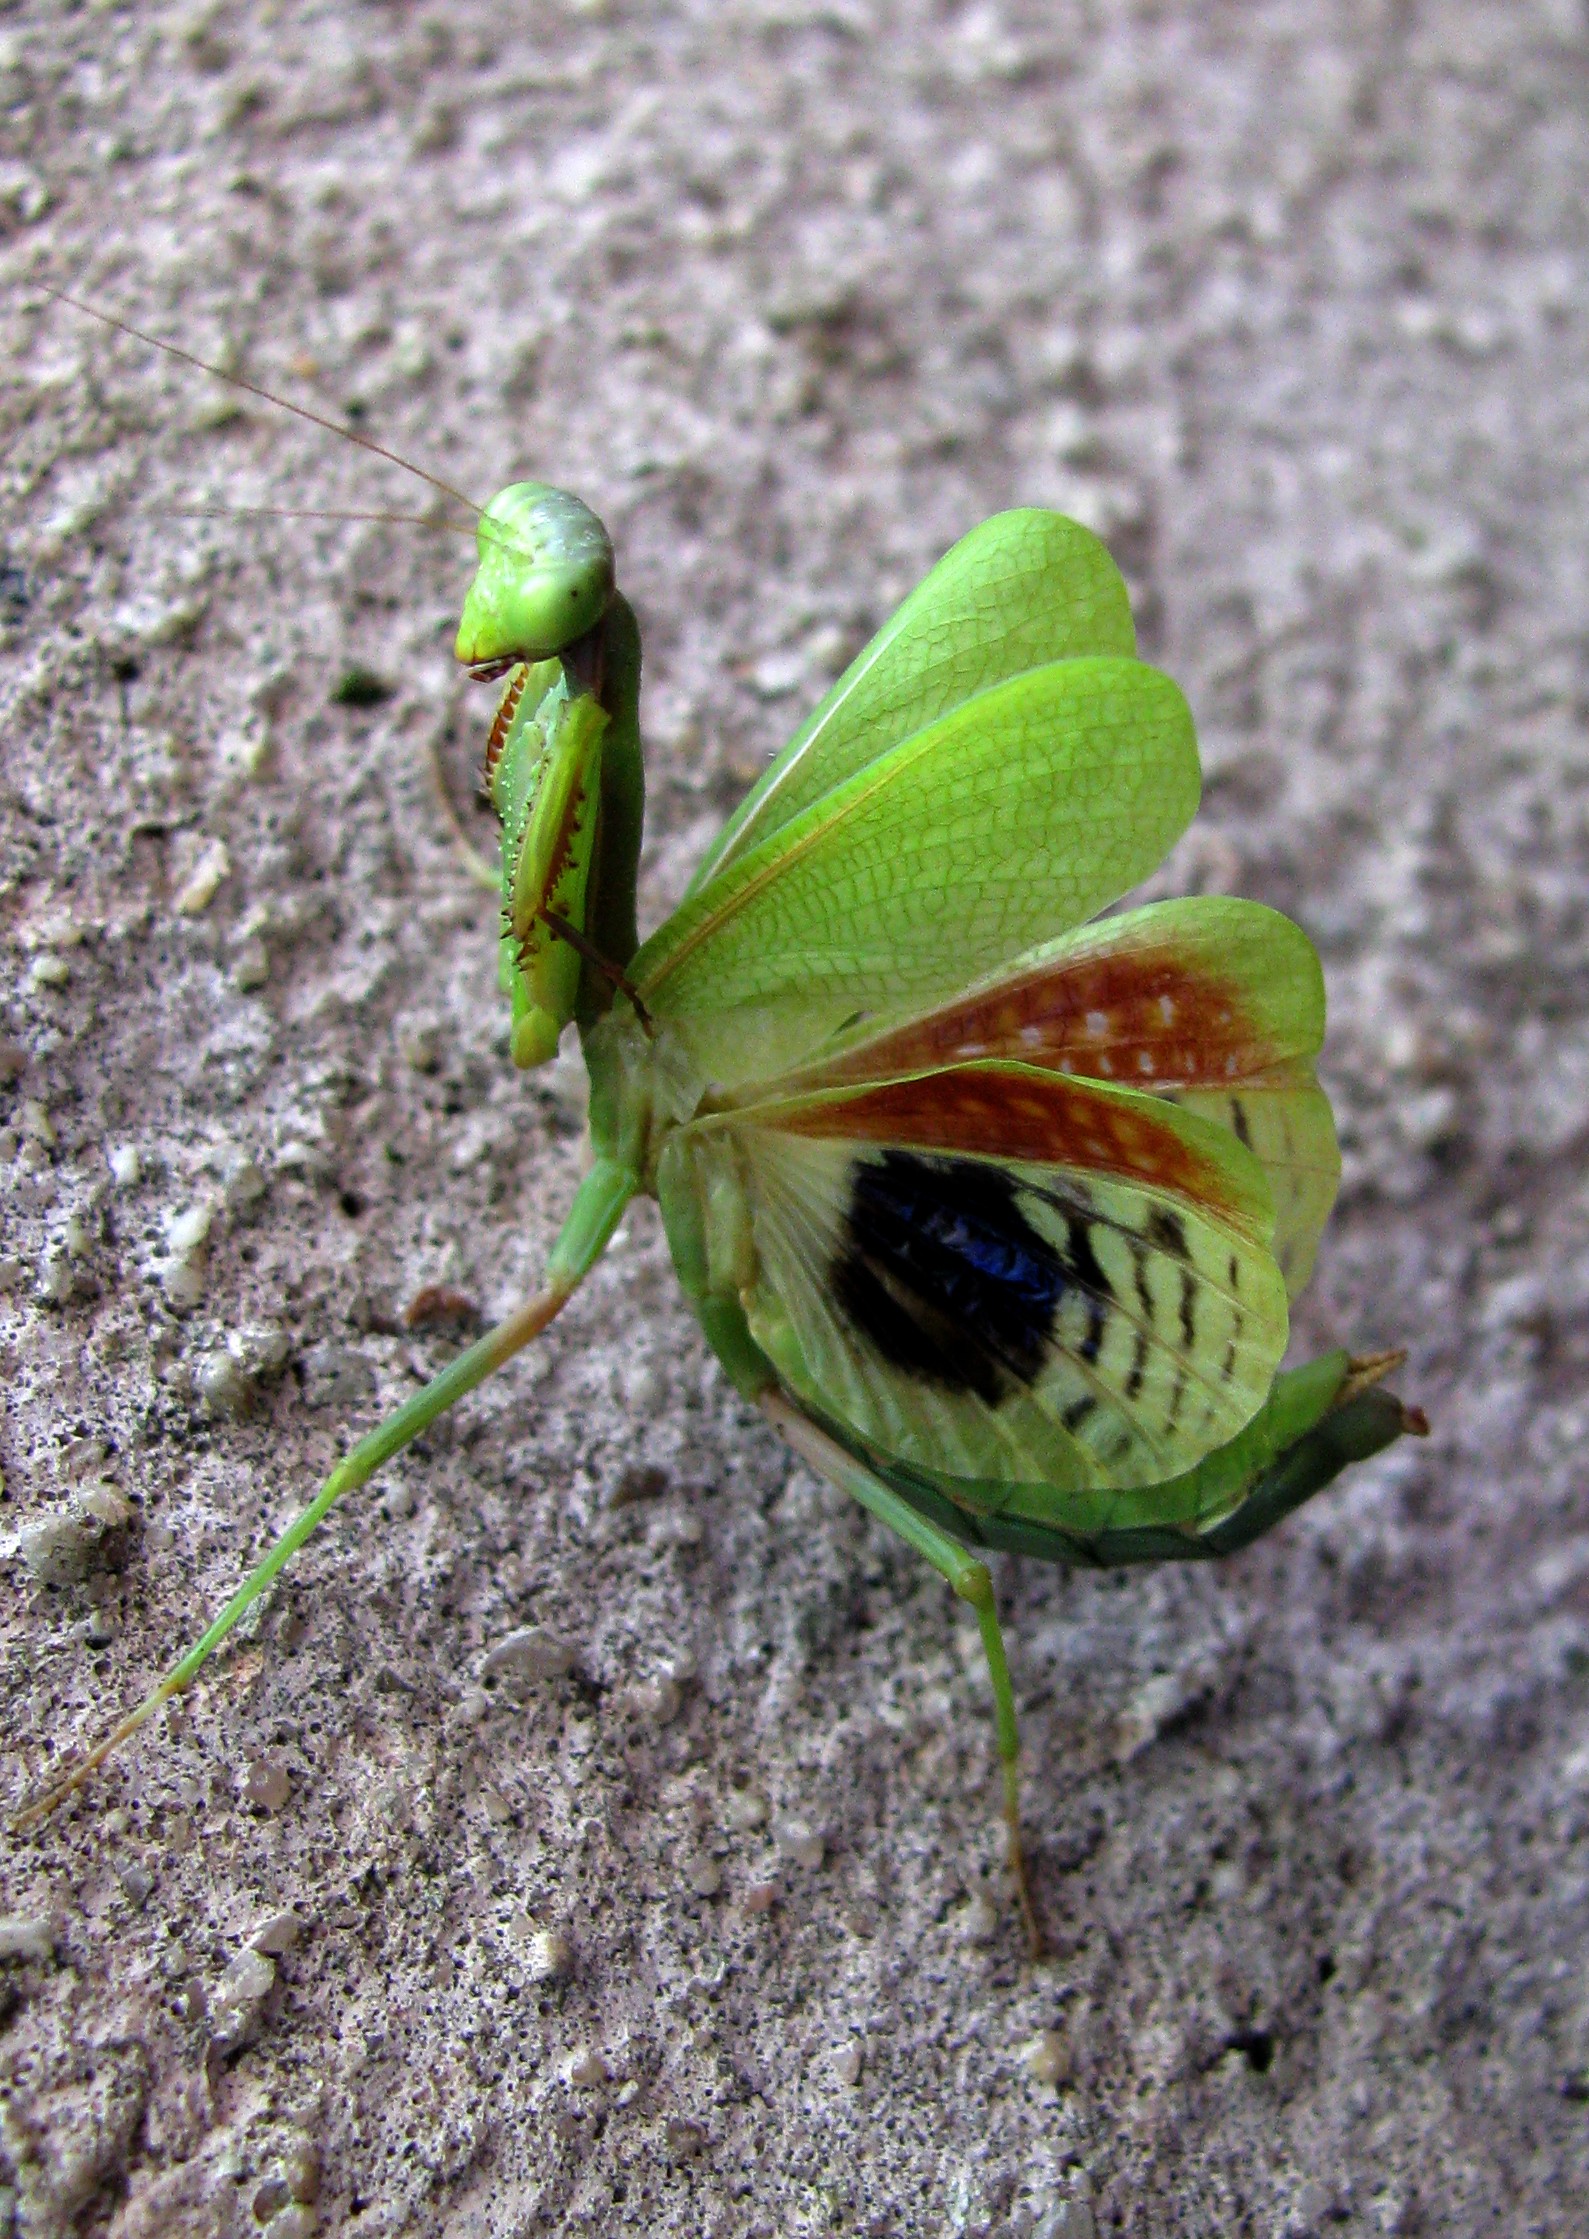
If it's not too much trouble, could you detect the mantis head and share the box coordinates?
[455,482,614,669]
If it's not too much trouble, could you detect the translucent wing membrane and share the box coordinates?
[636,658,1199,1086]
[685,1061,1288,1495]
[688,509,1136,895]
[793,896,1340,1299]
[1165,1078,1337,1300]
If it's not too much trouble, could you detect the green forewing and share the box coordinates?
[689,509,1136,894]
[636,657,1200,1086]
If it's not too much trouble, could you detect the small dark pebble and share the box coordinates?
[0,561,30,624]
[403,1283,482,1334]
[609,1462,670,1508]
[119,1864,155,1906]
[252,2176,292,2222]
[283,2138,320,2203]
[299,1343,376,1407]
[332,663,393,708]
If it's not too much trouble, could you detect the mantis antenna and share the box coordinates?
[160,504,479,535]
[34,282,487,519]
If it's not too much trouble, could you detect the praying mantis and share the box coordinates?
[14,290,1424,1952]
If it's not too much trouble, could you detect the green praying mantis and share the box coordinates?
[15,289,1425,1952]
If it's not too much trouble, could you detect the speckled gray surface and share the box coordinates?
[2,4,1588,2234]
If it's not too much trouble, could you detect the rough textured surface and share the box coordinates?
[2,4,1587,2234]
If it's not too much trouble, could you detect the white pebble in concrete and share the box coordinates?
[249,1911,305,1955]
[207,1948,276,2055]
[1017,2031,1070,2087]
[773,1815,825,1869]
[525,1929,574,1983]
[0,1918,55,1962]
[479,1626,576,1682]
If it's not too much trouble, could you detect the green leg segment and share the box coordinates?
[13,1157,637,1830]
[762,1390,1045,1958]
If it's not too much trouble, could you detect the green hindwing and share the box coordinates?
[712,1088,1286,1495]
[796,895,1341,1302]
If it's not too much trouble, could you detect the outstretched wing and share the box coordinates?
[796,896,1340,1298]
[688,509,1135,895]
[679,1061,1288,1496]
[635,658,1199,1087]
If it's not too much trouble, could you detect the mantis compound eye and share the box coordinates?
[454,482,615,666]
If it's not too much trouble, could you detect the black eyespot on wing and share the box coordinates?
[834,1151,1070,1403]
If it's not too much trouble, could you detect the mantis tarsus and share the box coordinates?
[14,288,1425,1953]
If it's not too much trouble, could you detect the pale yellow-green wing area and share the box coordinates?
[636,658,1200,1087]
[689,510,1136,895]
[1164,1075,1338,1300]
[683,1061,1287,1496]
[797,896,1340,1301]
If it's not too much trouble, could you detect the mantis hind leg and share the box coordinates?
[761,1390,1044,1959]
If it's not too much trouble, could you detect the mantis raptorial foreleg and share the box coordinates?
[761,1389,1044,1960]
